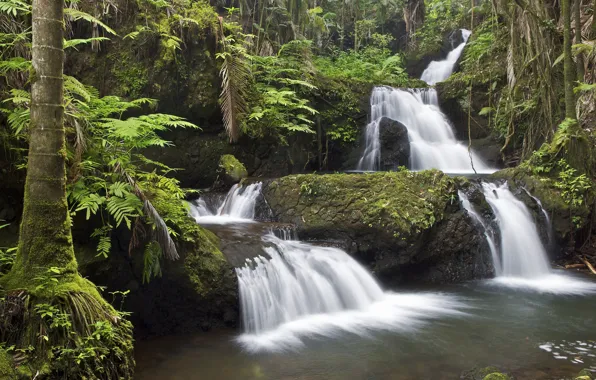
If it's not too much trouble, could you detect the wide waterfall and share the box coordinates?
[475,182,596,294]
[358,87,493,173]
[421,29,472,85]
[236,234,466,352]
[189,182,262,223]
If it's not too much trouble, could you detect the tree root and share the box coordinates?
[0,279,134,379]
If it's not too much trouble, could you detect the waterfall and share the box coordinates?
[522,187,553,246]
[481,182,551,277]
[421,29,471,85]
[458,190,501,274]
[189,182,262,223]
[357,87,493,173]
[235,234,467,352]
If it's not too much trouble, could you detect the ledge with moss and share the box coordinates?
[263,170,494,284]
[217,154,248,187]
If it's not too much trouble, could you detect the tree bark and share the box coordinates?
[8,0,78,285]
[574,0,584,81]
[562,0,577,119]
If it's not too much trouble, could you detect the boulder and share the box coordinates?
[378,117,410,170]
[216,154,248,188]
[262,170,494,284]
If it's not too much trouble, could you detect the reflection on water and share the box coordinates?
[135,275,596,380]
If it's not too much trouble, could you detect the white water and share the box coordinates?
[481,182,596,294]
[357,87,493,173]
[189,182,262,224]
[236,234,467,352]
[421,29,471,85]
[458,190,501,273]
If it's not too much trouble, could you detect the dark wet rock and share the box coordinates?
[378,117,410,170]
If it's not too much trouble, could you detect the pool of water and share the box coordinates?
[135,274,596,380]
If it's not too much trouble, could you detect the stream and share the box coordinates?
[135,273,596,379]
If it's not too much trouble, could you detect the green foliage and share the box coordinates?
[314,46,410,86]
[142,241,163,283]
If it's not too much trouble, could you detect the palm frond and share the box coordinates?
[64,8,117,36]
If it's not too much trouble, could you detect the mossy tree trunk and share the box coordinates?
[4,0,80,288]
[562,0,577,119]
[574,0,584,81]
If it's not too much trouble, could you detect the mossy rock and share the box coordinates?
[263,170,494,284]
[217,154,248,187]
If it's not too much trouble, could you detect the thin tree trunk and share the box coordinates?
[574,0,584,81]
[8,0,78,285]
[562,0,577,119]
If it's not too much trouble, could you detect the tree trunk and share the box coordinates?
[562,0,577,119]
[592,0,596,38]
[574,0,584,81]
[7,0,78,285]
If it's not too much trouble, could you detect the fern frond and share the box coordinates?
[143,199,179,261]
[64,37,110,50]
[0,0,31,16]
[219,49,250,142]
[142,241,162,283]
[64,8,117,36]
[0,57,31,75]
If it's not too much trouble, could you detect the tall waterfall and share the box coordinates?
[236,234,467,352]
[461,182,596,294]
[481,182,551,277]
[357,87,493,173]
[189,182,262,223]
[421,29,471,85]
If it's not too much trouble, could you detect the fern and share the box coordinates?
[0,0,30,16]
[64,8,117,36]
[142,242,163,284]
[91,226,113,259]
[64,37,110,50]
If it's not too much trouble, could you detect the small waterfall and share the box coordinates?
[522,187,553,246]
[458,190,501,274]
[421,29,471,85]
[357,87,493,173]
[235,234,467,352]
[189,182,262,223]
[481,182,551,277]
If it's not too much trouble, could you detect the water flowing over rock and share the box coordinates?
[358,87,494,173]
[189,182,265,223]
[421,29,471,85]
[235,234,467,352]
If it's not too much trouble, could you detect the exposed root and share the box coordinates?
[0,281,134,379]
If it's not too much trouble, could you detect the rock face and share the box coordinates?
[262,171,494,284]
[378,117,410,169]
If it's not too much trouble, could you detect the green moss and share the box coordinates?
[483,373,511,380]
[218,154,248,183]
[266,170,458,240]
[0,348,15,378]
[576,369,593,379]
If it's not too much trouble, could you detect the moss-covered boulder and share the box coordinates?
[575,368,594,379]
[217,154,248,187]
[76,214,238,336]
[263,170,494,283]
[483,373,512,380]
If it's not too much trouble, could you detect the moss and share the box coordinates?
[576,369,593,379]
[218,154,248,183]
[483,373,511,380]
[0,348,15,378]
[266,170,458,240]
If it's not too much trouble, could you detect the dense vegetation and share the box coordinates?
[0,0,595,377]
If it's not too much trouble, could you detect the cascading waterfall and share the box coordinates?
[481,182,551,277]
[235,234,467,352]
[189,182,262,223]
[522,187,553,246]
[357,87,493,173]
[478,182,596,294]
[421,29,472,85]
